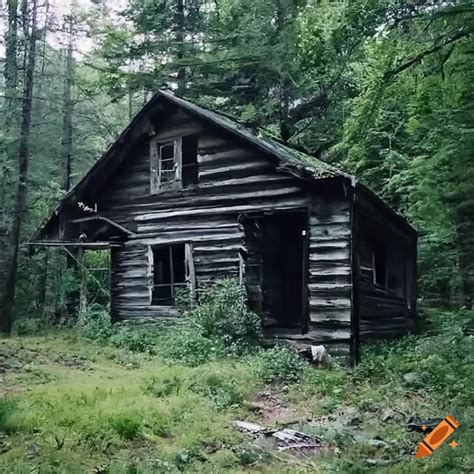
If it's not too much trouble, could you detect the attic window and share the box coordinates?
[159,142,176,185]
[150,135,198,193]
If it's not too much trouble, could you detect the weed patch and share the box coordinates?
[157,328,226,366]
[77,280,262,367]
[0,399,17,432]
[77,304,114,343]
[109,326,158,354]
[108,413,142,440]
[251,346,309,384]
[188,372,244,410]
[143,375,183,398]
[191,279,261,347]
[353,310,474,409]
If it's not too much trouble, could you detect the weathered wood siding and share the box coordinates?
[97,110,310,322]
[37,97,418,364]
[358,282,415,338]
[307,198,353,357]
[355,196,417,340]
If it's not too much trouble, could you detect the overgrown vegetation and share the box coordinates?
[353,310,474,410]
[253,346,309,384]
[78,280,263,366]
[1,309,472,472]
[191,280,262,348]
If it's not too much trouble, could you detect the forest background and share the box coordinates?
[0,1,473,472]
[0,0,473,328]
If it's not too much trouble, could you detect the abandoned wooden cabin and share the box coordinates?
[34,91,417,362]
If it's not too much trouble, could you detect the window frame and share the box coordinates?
[359,236,407,298]
[150,136,182,193]
[148,243,196,307]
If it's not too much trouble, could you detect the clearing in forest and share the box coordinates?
[0,312,472,473]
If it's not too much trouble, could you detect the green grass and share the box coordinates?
[0,309,473,473]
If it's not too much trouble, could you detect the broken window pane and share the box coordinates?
[159,143,175,184]
[152,244,186,306]
[182,135,198,187]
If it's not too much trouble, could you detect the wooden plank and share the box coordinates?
[309,311,351,323]
[134,197,309,222]
[28,241,120,249]
[185,243,196,304]
[150,135,159,193]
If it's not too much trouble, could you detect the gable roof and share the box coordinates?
[161,91,352,181]
[35,90,415,239]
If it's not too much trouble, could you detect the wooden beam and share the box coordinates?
[77,248,88,316]
[185,243,196,305]
[69,215,136,236]
[28,241,121,249]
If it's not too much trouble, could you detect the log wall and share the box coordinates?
[354,198,417,340]
[307,198,353,358]
[98,110,312,324]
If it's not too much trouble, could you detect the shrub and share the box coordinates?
[158,329,225,366]
[76,280,262,365]
[175,286,193,314]
[109,326,157,354]
[108,413,142,440]
[78,307,159,354]
[191,279,261,348]
[252,346,308,384]
[0,399,17,432]
[77,305,113,343]
[188,372,243,409]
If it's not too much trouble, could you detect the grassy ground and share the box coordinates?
[0,310,472,473]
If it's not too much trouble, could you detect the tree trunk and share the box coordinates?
[78,249,88,318]
[61,14,76,192]
[60,7,81,321]
[173,0,186,96]
[0,0,20,297]
[274,0,292,142]
[3,0,19,117]
[0,0,39,334]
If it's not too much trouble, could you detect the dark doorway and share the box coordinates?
[243,211,307,329]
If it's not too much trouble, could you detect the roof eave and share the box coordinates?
[33,90,417,241]
[353,180,417,239]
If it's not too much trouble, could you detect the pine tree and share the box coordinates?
[1,0,39,333]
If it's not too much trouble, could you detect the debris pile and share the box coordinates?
[232,420,326,456]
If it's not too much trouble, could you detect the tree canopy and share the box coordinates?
[0,0,473,327]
